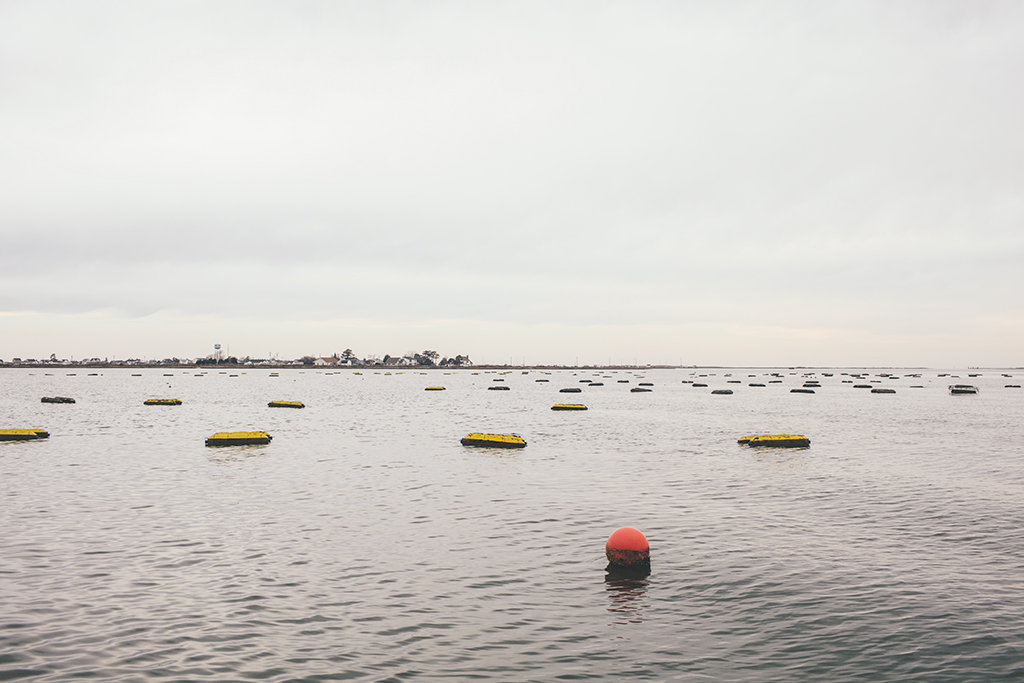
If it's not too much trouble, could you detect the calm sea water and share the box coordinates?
[2,367,1023,682]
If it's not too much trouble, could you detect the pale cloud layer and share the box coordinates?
[1,1,1022,365]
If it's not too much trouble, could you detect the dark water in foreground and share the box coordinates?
[2,367,1023,682]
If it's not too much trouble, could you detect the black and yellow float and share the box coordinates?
[460,433,527,449]
[0,429,49,441]
[205,431,272,447]
[551,404,587,411]
[424,386,446,391]
[41,396,75,404]
[268,400,305,408]
[144,399,182,406]
[738,434,810,448]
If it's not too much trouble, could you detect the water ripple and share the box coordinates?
[2,368,1023,680]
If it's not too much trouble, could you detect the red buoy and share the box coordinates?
[605,527,650,569]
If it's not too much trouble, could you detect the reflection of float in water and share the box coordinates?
[605,572,649,625]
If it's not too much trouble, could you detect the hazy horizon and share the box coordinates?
[3,1,1022,367]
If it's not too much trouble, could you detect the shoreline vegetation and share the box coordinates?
[3,362,1007,371]
[2,361,686,370]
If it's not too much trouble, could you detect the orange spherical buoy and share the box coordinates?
[605,527,650,571]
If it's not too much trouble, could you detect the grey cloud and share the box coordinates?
[2,1,1023,362]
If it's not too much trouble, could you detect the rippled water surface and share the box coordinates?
[2,367,1023,682]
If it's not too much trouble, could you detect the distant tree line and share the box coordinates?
[2,349,472,367]
[196,356,239,365]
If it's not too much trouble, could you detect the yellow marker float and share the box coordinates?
[268,401,305,408]
[144,399,182,406]
[738,434,810,448]
[424,386,446,391]
[551,404,588,411]
[460,433,527,449]
[205,431,272,447]
[0,429,49,441]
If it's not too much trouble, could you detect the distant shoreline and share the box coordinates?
[2,363,1008,371]
[2,363,680,371]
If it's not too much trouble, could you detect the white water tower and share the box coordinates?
[214,343,222,362]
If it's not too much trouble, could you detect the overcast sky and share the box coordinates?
[1,1,1021,366]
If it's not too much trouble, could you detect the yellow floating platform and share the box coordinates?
[41,396,75,404]
[551,404,588,411]
[268,401,305,408]
[144,399,182,406]
[738,434,810,448]
[460,433,527,449]
[424,386,446,391]
[0,429,49,441]
[205,431,272,447]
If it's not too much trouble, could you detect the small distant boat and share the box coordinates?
[949,385,979,395]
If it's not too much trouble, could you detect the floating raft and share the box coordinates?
[559,387,582,393]
[41,396,75,404]
[424,386,446,391]
[205,431,272,447]
[268,400,305,408]
[738,434,810,448]
[144,398,182,406]
[791,388,815,394]
[871,388,896,394]
[712,389,733,395]
[551,404,587,411]
[460,433,527,449]
[0,429,49,441]
[487,385,510,391]
[630,387,652,393]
